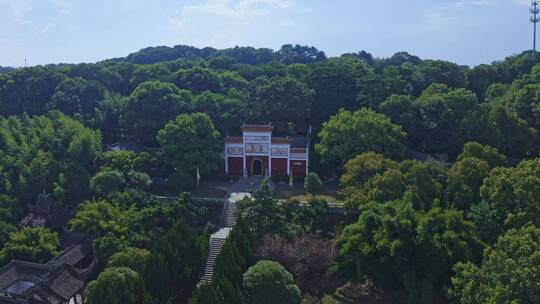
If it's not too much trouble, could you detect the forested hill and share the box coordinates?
[4,44,540,303]
[0,66,14,74]
[1,44,540,160]
[109,44,327,65]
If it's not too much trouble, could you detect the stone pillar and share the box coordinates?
[269,155,272,177]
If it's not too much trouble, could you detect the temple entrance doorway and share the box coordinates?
[252,159,263,176]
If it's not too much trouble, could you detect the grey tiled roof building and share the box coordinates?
[0,233,95,304]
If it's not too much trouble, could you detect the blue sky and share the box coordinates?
[0,0,534,67]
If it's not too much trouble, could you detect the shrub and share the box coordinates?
[304,173,323,194]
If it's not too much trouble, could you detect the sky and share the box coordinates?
[0,0,535,67]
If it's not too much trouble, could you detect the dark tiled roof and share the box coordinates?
[241,124,273,132]
[47,239,92,268]
[41,267,84,301]
[290,136,307,148]
[0,236,95,304]
[224,137,243,143]
[0,297,26,304]
[107,140,145,154]
[271,137,290,144]
[58,231,86,251]
[29,193,56,215]
[0,261,49,292]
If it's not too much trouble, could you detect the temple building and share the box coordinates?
[224,124,309,177]
[0,232,95,304]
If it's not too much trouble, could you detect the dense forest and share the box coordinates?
[2,44,540,303]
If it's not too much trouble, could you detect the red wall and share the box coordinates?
[246,156,269,176]
[290,160,307,177]
[271,158,288,176]
[227,157,243,176]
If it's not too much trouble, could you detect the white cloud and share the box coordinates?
[424,0,499,23]
[513,0,533,6]
[166,0,298,46]
[0,0,73,23]
[0,0,32,23]
[172,0,294,27]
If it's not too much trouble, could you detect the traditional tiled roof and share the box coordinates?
[58,231,86,250]
[40,266,85,301]
[0,261,49,292]
[224,137,243,143]
[271,137,290,144]
[47,239,92,268]
[0,298,26,304]
[29,193,55,215]
[0,236,95,304]
[107,140,146,154]
[290,136,308,148]
[241,124,273,132]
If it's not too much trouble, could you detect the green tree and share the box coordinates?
[506,83,540,131]
[189,283,225,304]
[93,233,130,264]
[307,56,372,125]
[304,172,323,194]
[130,64,171,89]
[467,201,501,245]
[86,267,153,304]
[480,158,540,230]
[466,64,500,100]
[457,142,507,168]
[190,217,254,304]
[341,153,443,211]
[447,142,507,210]
[193,91,248,134]
[157,112,222,184]
[243,260,301,304]
[484,82,510,102]
[336,200,483,303]
[107,247,150,275]
[0,113,101,213]
[174,67,222,94]
[316,108,407,167]
[378,94,418,140]
[251,76,314,132]
[0,66,65,116]
[90,170,126,196]
[447,157,490,210]
[412,60,468,94]
[239,180,284,237]
[450,225,540,303]
[340,152,398,188]
[47,77,106,116]
[208,55,238,70]
[145,221,207,304]
[69,200,133,238]
[0,221,15,247]
[413,84,479,155]
[459,104,536,158]
[122,80,192,145]
[397,160,444,211]
[0,227,59,264]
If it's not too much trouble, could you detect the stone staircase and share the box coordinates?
[198,179,256,285]
[222,200,237,228]
[199,197,243,284]
[199,227,230,284]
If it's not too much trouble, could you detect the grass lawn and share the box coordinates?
[273,181,343,205]
[290,194,341,205]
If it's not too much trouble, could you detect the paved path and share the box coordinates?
[199,177,260,284]
[227,176,264,194]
